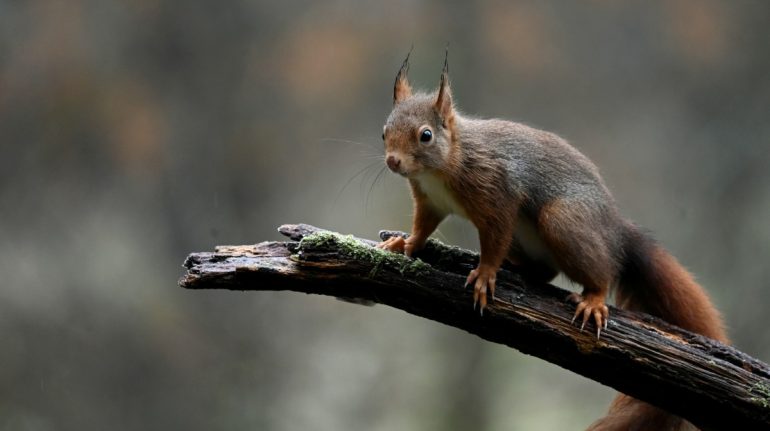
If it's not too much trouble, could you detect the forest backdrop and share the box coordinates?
[1,1,769,430]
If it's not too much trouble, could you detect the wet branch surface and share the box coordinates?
[180,223,770,430]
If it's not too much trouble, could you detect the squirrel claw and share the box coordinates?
[567,292,609,339]
[466,265,497,316]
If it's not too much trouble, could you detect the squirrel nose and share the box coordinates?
[386,155,401,171]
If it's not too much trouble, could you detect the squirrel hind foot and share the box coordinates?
[567,292,610,339]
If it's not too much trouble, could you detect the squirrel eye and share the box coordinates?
[420,129,432,143]
[382,132,385,140]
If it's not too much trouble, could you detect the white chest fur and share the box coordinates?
[414,172,556,268]
[413,172,468,218]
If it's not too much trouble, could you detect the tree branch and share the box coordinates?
[180,223,770,430]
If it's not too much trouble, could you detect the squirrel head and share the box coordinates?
[382,49,456,178]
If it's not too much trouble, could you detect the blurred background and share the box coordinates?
[1,0,769,429]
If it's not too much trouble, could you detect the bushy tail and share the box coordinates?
[587,224,727,431]
[615,224,727,342]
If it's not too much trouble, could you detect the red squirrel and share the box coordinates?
[376,50,728,430]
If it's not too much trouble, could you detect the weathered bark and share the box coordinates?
[180,223,770,430]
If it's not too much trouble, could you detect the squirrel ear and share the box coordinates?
[434,48,453,125]
[393,49,413,104]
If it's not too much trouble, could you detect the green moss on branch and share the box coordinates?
[297,231,431,277]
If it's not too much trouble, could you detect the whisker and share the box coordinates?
[320,138,383,164]
[366,165,389,215]
[320,137,381,152]
[334,160,382,205]
[360,154,386,161]
[359,160,382,195]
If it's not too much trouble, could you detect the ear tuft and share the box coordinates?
[393,47,413,104]
[434,46,453,127]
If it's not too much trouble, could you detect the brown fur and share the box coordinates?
[404,183,444,255]
[379,54,727,430]
[587,395,697,431]
[587,228,727,430]
[539,199,614,298]
[616,232,727,342]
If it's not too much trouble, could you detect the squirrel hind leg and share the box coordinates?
[536,200,619,336]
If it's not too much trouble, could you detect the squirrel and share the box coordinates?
[376,50,728,430]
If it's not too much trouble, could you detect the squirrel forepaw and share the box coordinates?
[465,264,498,316]
[376,236,406,254]
[567,292,610,339]
[377,236,424,257]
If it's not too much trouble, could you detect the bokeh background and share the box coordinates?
[2,1,769,429]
